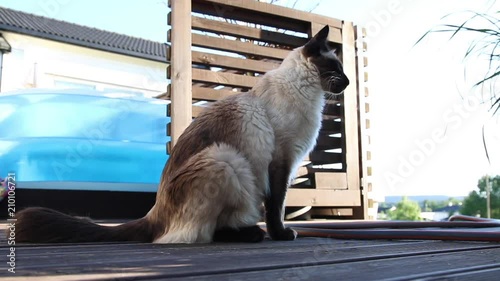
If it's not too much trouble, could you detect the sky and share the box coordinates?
[0,0,499,198]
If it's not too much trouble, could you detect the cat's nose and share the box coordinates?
[344,76,350,87]
[339,76,349,89]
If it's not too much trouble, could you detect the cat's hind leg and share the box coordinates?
[213,226,266,242]
[213,164,267,243]
[154,143,258,244]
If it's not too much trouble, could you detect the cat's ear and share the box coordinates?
[313,25,329,42]
[302,25,329,57]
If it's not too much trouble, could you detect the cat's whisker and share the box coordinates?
[327,77,338,92]
[328,77,335,88]
[324,90,343,98]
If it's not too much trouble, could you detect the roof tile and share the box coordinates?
[0,7,167,62]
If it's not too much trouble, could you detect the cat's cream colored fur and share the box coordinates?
[153,47,326,243]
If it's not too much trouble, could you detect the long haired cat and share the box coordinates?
[13,25,349,243]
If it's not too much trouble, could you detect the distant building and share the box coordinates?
[421,204,461,221]
[0,7,167,97]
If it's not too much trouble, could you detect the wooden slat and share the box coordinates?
[192,34,290,60]
[291,179,312,188]
[291,178,309,185]
[315,172,348,190]
[166,122,171,135]
[320,119,343,133]
[165,44,171,61]
[156,84,170,99]
[310,207,354,217]
[311,22,342,43]
[192,104,208,118]
[169,0,192,145]
[341,21,360,192]
[166,65,171,79]
[192,86,239,101]
[192,0,308,33]
[192,50,279,73]
[294,166,309,178]
[322,102,342,116]
[309,151,343,165]
[166,141,172,154]
[286,189,361,206]
[192,68,259,88]
[194,0,342,30]
[192,16,308,47]
[315,134,343,149]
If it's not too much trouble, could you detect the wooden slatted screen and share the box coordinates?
[355,26,375,220]
[163,0,367,219]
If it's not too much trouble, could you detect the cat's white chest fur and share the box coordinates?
[254,48,325,168]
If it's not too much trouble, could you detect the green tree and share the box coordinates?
[461,175,500,219]
[422,198,462,212]
[387,196,421,221]
[425,200,447,211]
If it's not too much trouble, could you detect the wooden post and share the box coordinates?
[170,0,192,146]
[355,25,371,220]
[342,21,361,194]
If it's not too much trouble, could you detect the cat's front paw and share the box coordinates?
[271,227,297,241]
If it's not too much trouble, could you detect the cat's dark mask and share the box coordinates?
[302,25,349,94]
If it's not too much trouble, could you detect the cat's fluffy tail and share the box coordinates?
[12,207,156,243]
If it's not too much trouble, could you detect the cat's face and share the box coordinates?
[302,26,349,94]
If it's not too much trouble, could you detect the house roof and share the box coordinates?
[0,7,167,63]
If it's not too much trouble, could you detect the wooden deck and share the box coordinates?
[2,222,500,281]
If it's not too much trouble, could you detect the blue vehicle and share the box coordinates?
[0,89,170,218]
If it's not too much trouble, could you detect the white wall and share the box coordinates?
[0,32,167,98]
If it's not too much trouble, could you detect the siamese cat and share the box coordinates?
[14,25,349,243]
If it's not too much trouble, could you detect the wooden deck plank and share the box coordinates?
[414,267,500,281]
[2,221,500,280]
[3,239,499,279]
[384,264,500,281]
[12,239,431,266]
[172,248,500,281]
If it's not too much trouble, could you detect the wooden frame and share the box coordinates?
[164,0,371,219]
[168,0,192,144]
[355,26,375,220]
